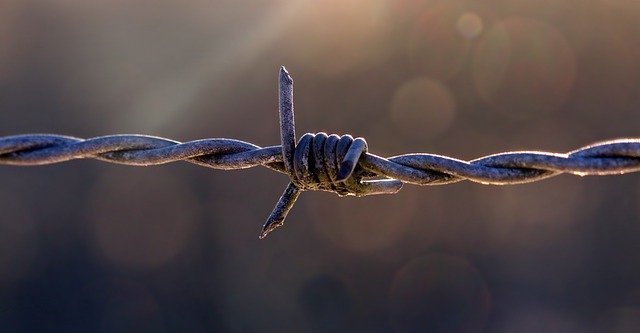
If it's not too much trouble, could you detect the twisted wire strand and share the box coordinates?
[1,67,639,238]
[2,134,638,184]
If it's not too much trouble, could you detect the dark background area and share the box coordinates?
[1,0,640,332]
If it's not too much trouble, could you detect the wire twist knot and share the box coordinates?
[289,132,369,196]
[1,66,639,239]
[259,67,403,238]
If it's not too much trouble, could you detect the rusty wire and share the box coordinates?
[1,67,639,238]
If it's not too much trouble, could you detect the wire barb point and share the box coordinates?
[1,68,639,239]
[260,182,301,239]
[279,66,293,85]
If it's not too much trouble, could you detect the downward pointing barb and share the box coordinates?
[260,182,300,239]
[2,67,636,240]
[263,69,396,238]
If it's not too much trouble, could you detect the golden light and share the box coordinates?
[457,12,484,39]
[472,17,576,118]
[390,77,456,141]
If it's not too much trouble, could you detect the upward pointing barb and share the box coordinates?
[278,65,295,176]
[262,66,297,238]
[279,66,293,85]
[1,67,639,239]
[260,67,402,239]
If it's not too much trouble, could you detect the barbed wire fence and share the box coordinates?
[1,67,639,238]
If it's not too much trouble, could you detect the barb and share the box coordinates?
[1,67,639,238]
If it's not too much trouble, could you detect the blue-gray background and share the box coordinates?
[1,0,639,332]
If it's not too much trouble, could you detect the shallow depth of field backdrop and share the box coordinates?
[1,1,640,332]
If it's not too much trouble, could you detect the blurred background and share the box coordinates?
[1,0,639,331]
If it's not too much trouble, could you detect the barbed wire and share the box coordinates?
[1,67,639,238]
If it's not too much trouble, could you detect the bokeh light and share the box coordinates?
[473,17,575,118]
[390,77,456,141]
[457,12,484,39]
[567,25,638,118]
[406,2,474,79]
[1,0,640,331]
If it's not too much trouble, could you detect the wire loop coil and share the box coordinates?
[1,67,639,238]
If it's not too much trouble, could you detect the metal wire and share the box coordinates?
[1,67,639,238]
